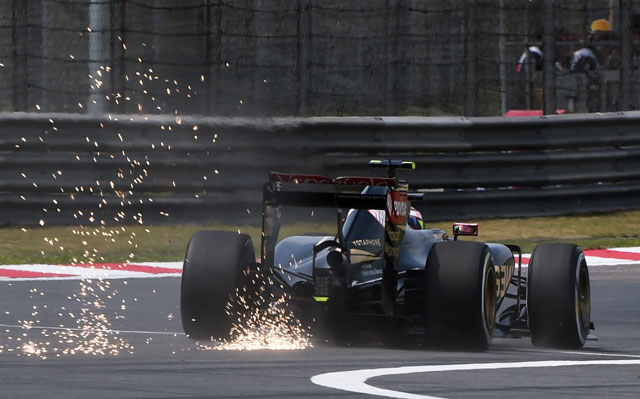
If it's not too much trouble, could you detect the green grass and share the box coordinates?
[431,210,640,253]
[1,210,639,264]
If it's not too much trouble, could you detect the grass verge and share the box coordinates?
[0,210,638,265]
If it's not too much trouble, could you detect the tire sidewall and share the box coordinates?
[180,230,256,340]
[424,241,496,350]
[574,251,590,346]
[527,243,590,348]
[480,250,497,344]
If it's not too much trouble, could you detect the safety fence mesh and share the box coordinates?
[1,0,639,116]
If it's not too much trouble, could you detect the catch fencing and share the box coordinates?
[3,0,640,117]
[1,112,639,226]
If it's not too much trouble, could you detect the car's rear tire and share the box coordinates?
[424,241,497,351]
[180,230,257,340]
[527,243,590,349]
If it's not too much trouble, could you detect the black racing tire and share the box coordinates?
[180,230,256,340]
[424,241,497,351]
[527,243,591,349]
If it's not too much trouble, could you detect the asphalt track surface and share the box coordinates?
[0,265,639,398]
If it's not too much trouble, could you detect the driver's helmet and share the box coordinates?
[407,207,424,230]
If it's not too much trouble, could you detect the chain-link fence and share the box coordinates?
[1,0,639,116]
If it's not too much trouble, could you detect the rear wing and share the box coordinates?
[264,172,424,210]
[264,158,421,209]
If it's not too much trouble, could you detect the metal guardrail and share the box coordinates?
[0,112,639,226]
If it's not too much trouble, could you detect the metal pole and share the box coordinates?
[296,0,311,116]
[498,0,507,115]
[151,0,162,114]
[12,0,28,111]
[209,0,222,115]
[609,0,616,30]
[463,0,477,116]
[110,0,126,115]
[88,1,108,114]
[523,3,532,109]
[384,0,398,115]
[204,0,211,113]
[524,54,532,110]
[252,0,264,115]
[40,0,51,110]
[542,0,556,115]
[248,0,257,113]
[619,0,632,110]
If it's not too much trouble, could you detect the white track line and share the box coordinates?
[311,359,640,399]
[523,348,640,358]
[0,323,184,336]
[0,273,181,282]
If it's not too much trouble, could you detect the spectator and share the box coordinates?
[589,18,611,33]
[516,28,543,72]
[569,47,601,72]
[517,27,575,73]
[569,18,622,72]
[516,45,543,72]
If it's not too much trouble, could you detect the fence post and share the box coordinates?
[204,0,212,113]
[88,1,109,114]
[108,0,126,115]
[207,1,222,115]
[463,0,477,116]
[619,0,632,111]
[296,0,312,116]
[498,0,507,115]
[542,0,556,115]
[250,0,260,114]
[11,0,28,112]
[40,0,52,111]
[384,0,398,115]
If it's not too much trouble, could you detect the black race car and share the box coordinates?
[180,160,593,350]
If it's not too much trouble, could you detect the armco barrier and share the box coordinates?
[0,112,639,226]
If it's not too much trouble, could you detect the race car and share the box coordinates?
[180,160,593,350]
